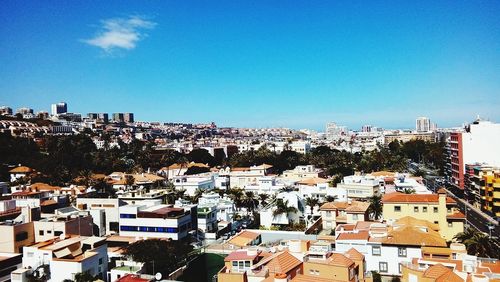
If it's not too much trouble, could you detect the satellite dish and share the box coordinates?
[155,272,162,281]
[59,233,65,240]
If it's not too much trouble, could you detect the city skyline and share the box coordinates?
[1,1,499,130]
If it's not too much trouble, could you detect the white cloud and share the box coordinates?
[83,15,156,53]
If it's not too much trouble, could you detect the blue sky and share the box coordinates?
[1,1,499,130]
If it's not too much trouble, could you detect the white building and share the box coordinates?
[118,204,192,240]
[76,198,124,235]
[198,192,235,222]
[282,165,323,181]
[326,122,348,140]
[172,174,215,196]
[416,117,431,132]
[260,191,304,228]
[243,176,285,195]
[335,219,447,277]
[197,205,218,239]
[336,175,382,199]
[219,164,272,189]
[297,177,347,202]
[16,236,108,282]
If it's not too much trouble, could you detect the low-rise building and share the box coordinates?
[337,175,381,199]
[282,165,323,181]
[118,204,192,240]
[382,190,465,240]
[76,198,125,235]
[319,201,370,232]
[0,221,34,253]
[15,236,108,282]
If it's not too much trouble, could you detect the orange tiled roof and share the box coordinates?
[382,192,455,204]
[394,216,440,231]
[423,264,463,282]
[298,177,329,186]
[291,274,344,282]
[320,201,369,213]
[447,211,466,219]
[227,230,260,247]
[9,166,34,173]
[336,231,370,241]
[383,226,446,247]
[328,253,355,267]
[265,251,302,274]
[344,248,364,261]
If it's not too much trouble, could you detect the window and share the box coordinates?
[434,207,438,213]
[394,206,401,212]
[423,207,427,212]
[326,211,332,216]
[398,247,407,257]
[434,221,439,224]
[372,246,381,256]
[379,262,388,273]
[39,230,44,236]
[15,231,28,242]
[99,258,103,265]
[414,206,419,212]
[54,231,63,236]
[352,214,359,220]
[244,261,250,267]
[232,261,238,267]
[120,214,136,219]
[399,263,403,274]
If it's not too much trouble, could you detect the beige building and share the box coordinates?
[320,201,370,232]
[0,221,34,253]
[382,190,465,240]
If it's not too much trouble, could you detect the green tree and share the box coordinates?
[272,199,298,219]
[367,195,382,220]
[124,239,193,276]
[74,271,96,282]
[305,197,319,213]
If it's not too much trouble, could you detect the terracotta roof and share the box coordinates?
[394,216,440,231]
[265,251,302,274]
[423,264,463,282]
[116,274,149,282]
[344,248,364,261]
[227,230,260,247]
[12,191,41,196]
[298,177,329,186]
[291,274,345,282]
[328,253,355,267]
[319,201,369,213]
[383,226,446,247]
[224,249,261,262]
[41,199,57,206]
[30,182,61,191]
[231,167,251,172]
[9,166,34,173]
[165,162,210,170]
[382,192,455,204]
[447,211,466,219]
[370,171,396,177]
[336,231,370,241]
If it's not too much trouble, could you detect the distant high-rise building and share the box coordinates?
[326,122,347,140]
[88,113,109,123]
[416,117,431,132]
[361,125,372,133]
[112,112,134,123]
[16,107,34,115]
[51,102,67,116]
[0,106,13,115]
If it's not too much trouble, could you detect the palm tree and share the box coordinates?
[402,188,415,194]
[305,197,319,213]
[192,188,204,203]
[324,195,338,203]
[367,195,382,220]
[124,174,135,190]
[258,193,270,208]
[241,191,259,214]
[228,188,244,210]
[272,199,298,219]
[454,227,495,258]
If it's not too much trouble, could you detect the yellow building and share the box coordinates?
[481,171,500,217]
[382,190,465,240]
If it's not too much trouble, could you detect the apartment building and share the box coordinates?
[33,213,93,242]
[302,248,365,282]
[466,166,500,217]
[15,236,108,282]
[219,164,272,189]
[198,192,235,222]
[320,201,370,232]
[446,119,500,191]
[197,206,218,238]
[118,204,192,240]
[337,175,381,199]
[382,191,465,240]
[282,165,323,181]
[172,174,215,196]
[0,221,34,253]
[76,198,125,234]
[401,243,500,281]
[335,218,447,277]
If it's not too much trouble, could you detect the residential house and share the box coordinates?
[336,175,381,199]
[382,190,465,240]
[319,201,370,232]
